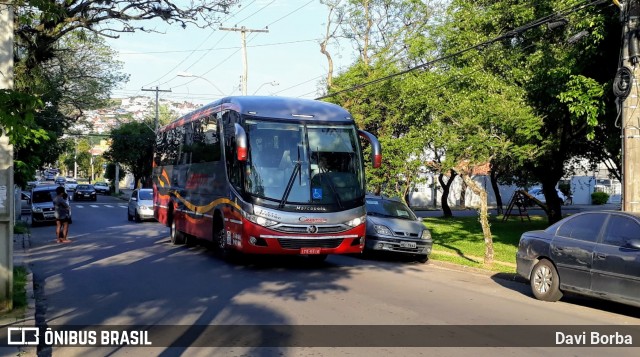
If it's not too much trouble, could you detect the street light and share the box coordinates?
[252,81,279,95]
[176,72,226,96]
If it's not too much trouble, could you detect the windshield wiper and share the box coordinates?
[279,146,302,208]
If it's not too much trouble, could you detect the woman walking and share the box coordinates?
[53,186,71,243]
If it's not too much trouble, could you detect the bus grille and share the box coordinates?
[277,238,344,249]
[274,225,347,234]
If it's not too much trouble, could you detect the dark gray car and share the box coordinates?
[516,211,640,307]
[364,195,433,263]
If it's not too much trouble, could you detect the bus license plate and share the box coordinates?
[301,248,322,255]
[400,242,417,249]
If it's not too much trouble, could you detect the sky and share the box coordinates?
[106,0,355,105]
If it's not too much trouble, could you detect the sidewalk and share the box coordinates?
[0,227,37,357]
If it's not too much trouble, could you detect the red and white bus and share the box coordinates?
[153,96,381,261]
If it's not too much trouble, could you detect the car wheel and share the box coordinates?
[135,212,142,223]
[92,197,97,202]
[416,255,429,264]
[530,259,563,302]
[127,210,133,221]
[170,219,185,245]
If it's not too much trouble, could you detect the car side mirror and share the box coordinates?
[626,239,640,250]
[131,197,138,201]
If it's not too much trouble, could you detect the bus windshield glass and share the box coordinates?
[245,120,364,206]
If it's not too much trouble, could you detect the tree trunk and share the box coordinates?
[490,167,503,215]
[542,180,563,224]
[459,179,467,209]
[438,170,456,218]
[461,174,494,266]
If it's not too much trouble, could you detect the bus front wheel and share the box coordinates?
[170,219,185,245]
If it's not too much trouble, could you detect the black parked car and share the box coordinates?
[364,195,433,263]
[73,184,97,201]
[516,211,640,307]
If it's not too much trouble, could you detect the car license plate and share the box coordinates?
[301,248,322,255]
[400,242,417,248]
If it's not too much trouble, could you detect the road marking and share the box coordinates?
[70,204,130,209]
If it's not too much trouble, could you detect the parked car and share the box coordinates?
[73,184,97,201]
[363,195,433,263]
[94,182,111,195]
[30,185,71,226]
[127,188,155,222]
[527,187,566,205]
[65,179,78,192]
[516,211,640,307]
[54,177,66,185]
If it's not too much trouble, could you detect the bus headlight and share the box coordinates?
[421,229,432,240]
[346,215,366,227]
[243,212,278,227]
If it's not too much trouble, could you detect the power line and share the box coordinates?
[141,0,261,88]
[117,39,319,55]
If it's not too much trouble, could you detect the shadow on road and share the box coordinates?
[490,272,640,319]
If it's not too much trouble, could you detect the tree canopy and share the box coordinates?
[103,121,155,189]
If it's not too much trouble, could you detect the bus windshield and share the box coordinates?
[245,120,364,206]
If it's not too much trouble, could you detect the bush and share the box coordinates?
[591,191,610,205]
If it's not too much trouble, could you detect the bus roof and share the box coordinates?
[161,96,355,132]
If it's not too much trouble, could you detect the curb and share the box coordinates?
[427,259,528,284]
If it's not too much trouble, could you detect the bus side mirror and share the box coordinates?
[358,130,382,168]
[235,123,248,161]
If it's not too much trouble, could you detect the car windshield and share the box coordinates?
[96,183,107,187]
[76,185,92,190]
[67,180,77,184]
[139,190,153,200]
[32,190,56,203]
[366,198,417,220]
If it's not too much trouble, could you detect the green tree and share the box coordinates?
[7,0,236,186]
[12,30,128,187]
[103,121,155,188]
[366,132,425,205]
[438,0,619,223]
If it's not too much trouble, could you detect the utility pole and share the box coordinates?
[0,3,14,310]
[620,0,640,212]
[219,26,269,95]
[141,86,171,131]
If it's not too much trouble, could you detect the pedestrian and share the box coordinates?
[53,186,71,243]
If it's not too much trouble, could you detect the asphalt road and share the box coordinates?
[7,194,640,356]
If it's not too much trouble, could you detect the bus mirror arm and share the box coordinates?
[358,130,382,168]
[235,123,248,161]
